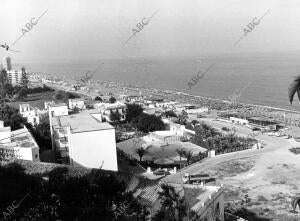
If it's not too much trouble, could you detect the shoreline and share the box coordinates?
[38,72,300,116]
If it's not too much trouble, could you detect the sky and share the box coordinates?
[0,0,299,63]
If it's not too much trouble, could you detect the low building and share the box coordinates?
[123,95,145,103]
[50,109,118,171]
[0,125,40,162]
[155,101,178,109]
[68,98,86,110]
[186,106,209,114]
[95,101,126,122]
[144,96,164,104]
[19,103,40,125]
[229,117,249,126]
[44,101,55,110]
[170,183,224,221]
[129,179,224,221]
[49,103,69,117]
[117,135,206,164]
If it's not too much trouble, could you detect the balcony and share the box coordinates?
[54,128,68,138]
[55,138,69,149]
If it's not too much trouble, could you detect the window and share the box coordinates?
[35,154,38,159]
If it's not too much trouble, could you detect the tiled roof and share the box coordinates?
[132,179,162,207]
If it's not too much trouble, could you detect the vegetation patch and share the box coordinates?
[289,147,300,155]
[206,157,256,178]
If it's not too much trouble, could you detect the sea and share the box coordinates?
[18,51,300,111]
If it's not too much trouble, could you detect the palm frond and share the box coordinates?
[288,75,300,104]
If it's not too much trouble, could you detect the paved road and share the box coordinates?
[163,118,294,184]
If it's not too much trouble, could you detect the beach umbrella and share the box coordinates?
[154,158,175,165]
[288,75,300,104]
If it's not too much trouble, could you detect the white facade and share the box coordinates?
[69,128,117,170]
[49,103,69,117]
[0,126,40,162]
[7,70,23,86]
[44,101,55,110]
[230,117,249,126]
[0,127,11,143]
[95,101,126,122]
[186,107,209,114]
[19,104,40,125]
[68,99,86,110]
[50,110,118,171]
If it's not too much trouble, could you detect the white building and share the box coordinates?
[50,109,118,171]
[68,98,86,110]
[95,101,126,122]
[230,117,249,126]
[49,103,69,117]
[44,101,55,110]
[19,104,40,125]
[155,101,179,109]
[7,70,23,86]
[0,125,40,162]
[186,107,209,114]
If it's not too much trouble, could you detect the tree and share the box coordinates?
[109,96,117,103]
[133,113,165,133]
[0,69,8,98]
[292,197,300,212]
[183,150,193,165]
[125,103,143,123]
[0,149,18,162]
[178,110,188,125]
[288,75,300,104]
[21,67,29,88]
[135,147,147,162]
[26,115,52,152]
[95,96,102,102]
[191,120,199,128]
[0,105,26,130]
[153,184,187,221]
[176,148,186,168]
[165,110,177,118]
[0,163,147,220]
[110,110,122,123]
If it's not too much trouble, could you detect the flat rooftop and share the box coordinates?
[52,109,114,133]
[0,127,38,149]
[50,103,68,107]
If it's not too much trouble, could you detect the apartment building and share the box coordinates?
[49,108,118,171]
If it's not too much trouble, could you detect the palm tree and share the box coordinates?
[154,184,187,221]
[135,147,147,162]
[292,197,300,212]
[288,75,300,104]
[176,148,186,168]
